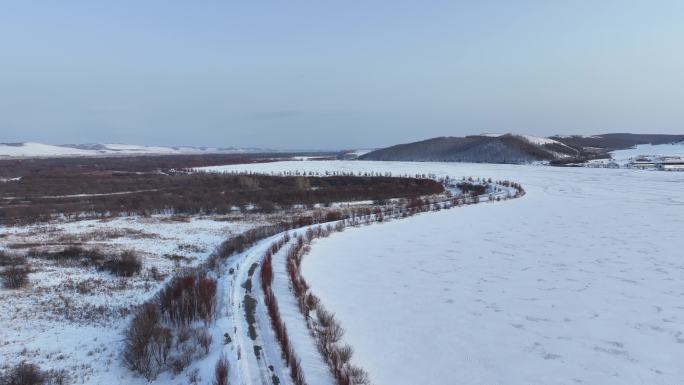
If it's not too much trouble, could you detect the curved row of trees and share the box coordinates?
[260,177,525,385]
[117,174,524,383]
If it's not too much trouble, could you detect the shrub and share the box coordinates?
[346,365,371,385]
[195,327,213,355]
[35,246,105,267]
[0,363,69,385]
[101,251,142,277]
[1,266,29,289]
[186,368,201,385]
[169,355,189,375]
[197,277,217,324]
[148,326,172,374]
[56,246,87,260]
[212,354,229,385]
[157,272,217,327]
[215,225,286,259]
[0,251,25,267]
[122,304,159,379]
[336,344,354,365]
[0,362,43,385]
[122,269,218,379]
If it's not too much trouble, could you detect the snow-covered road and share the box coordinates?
[225,234,293,385]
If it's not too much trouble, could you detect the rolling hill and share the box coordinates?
[0,142,270,158]
[360,133,684,164]
[360,134,579,163]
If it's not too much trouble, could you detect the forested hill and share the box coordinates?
[360,133,684,164]
[360,134,579,164]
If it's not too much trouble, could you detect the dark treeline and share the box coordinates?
[0,173,444,224]
[455,182,487,196]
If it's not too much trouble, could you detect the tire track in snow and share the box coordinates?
[230,235,292,385]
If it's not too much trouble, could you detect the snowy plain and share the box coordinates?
[0,215,260,384]
[610,142,684,163]
[201,160,684,385]
[0,142,95,157]
[0,142,265,158]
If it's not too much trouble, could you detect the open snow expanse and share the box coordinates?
[0,215,260,384]
[202,160,684,385]
[1,216,258,269]
[610,142,684,163]
[0,142,265,158]
[0,142,95,157]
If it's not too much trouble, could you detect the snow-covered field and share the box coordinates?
[201,160,684,385]
[610,142,684,164]
[1,216,260,275]
[0,142,95,157]
[0,142,266,158]
[0,215,261,384]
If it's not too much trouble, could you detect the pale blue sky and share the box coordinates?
[1,1,682,149]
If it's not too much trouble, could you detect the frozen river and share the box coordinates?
[201,161,684,385]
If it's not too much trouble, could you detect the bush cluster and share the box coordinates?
[27,247,142,277]
[0,251,30,289]
[0,362,68,385]
[212,354,229,385]
[122,269,217,380]
[100,250,142,277]
[1,266,29,289]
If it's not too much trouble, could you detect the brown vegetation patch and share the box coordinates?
[0,170,443,224]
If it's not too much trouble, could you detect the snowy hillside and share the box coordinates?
[0,142,96,157]
[520,134,564,146]
[0,142,269,158]
[359,134,579,163]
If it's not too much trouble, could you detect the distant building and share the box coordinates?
[630,161,658,170]
[629,156,684,171]
[661,162,684,171]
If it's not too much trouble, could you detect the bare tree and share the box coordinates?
[213,354,229,385]
[195,327,213,355]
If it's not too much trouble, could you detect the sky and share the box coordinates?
[1,1,683,150]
